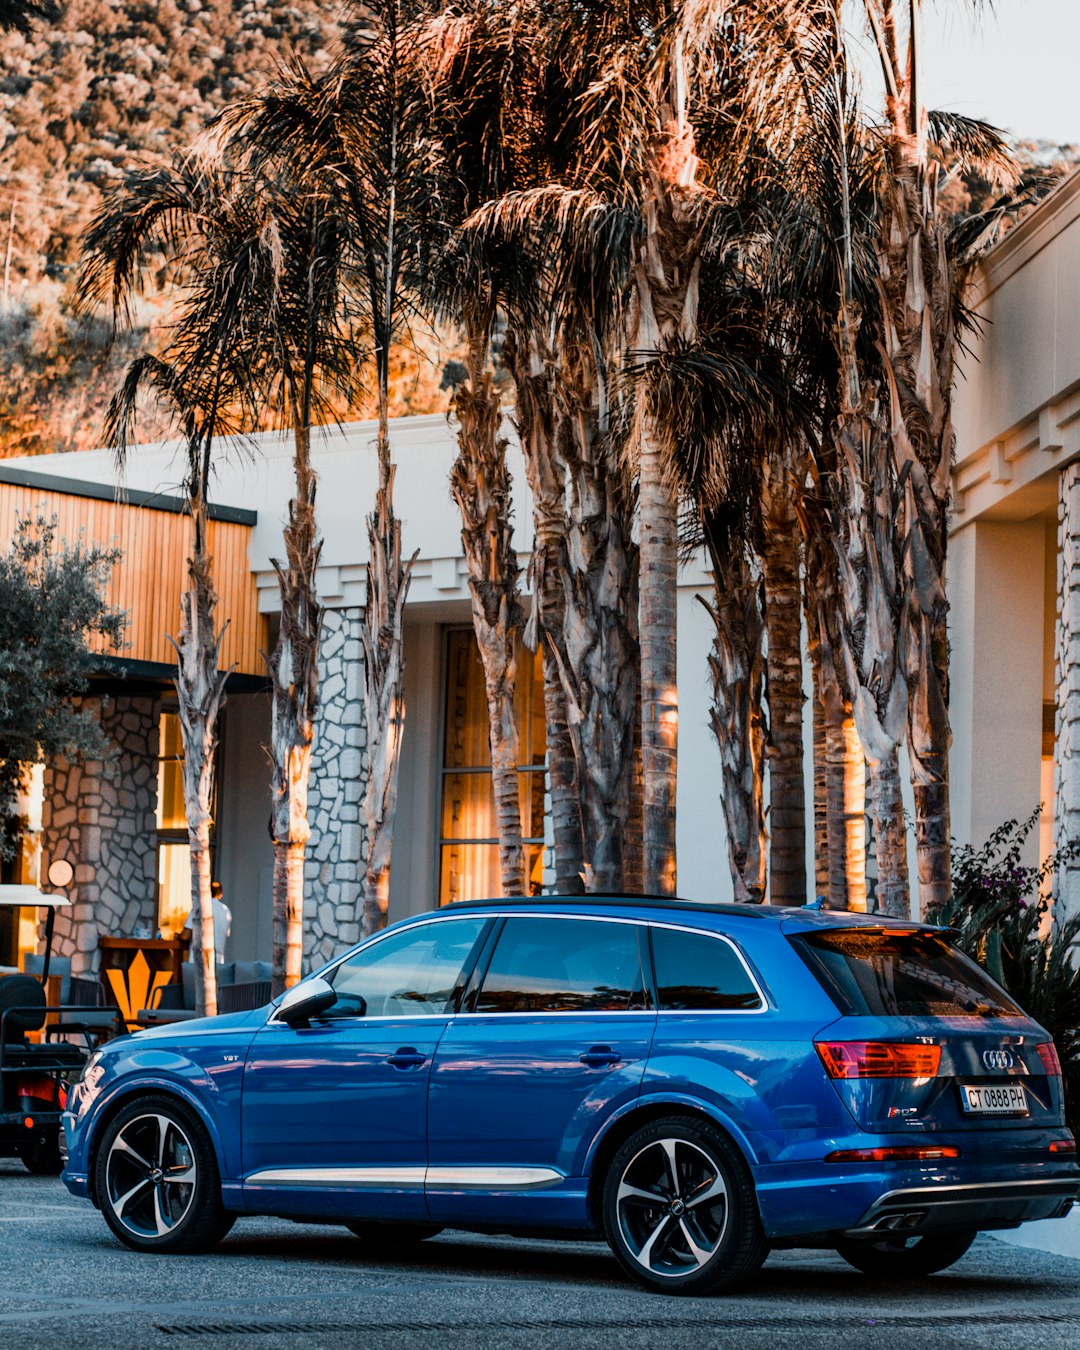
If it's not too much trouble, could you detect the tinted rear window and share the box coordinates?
[651,926,762,1011]
[791,929,1023,1019]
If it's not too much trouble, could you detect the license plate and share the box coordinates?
[959,1082,1028,1115]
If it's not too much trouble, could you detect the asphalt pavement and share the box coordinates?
[1,1160,1078,1350]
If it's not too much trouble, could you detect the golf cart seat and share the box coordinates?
[0,974,46,1041]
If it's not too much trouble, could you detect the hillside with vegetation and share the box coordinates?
[0,1,459,457]
[0,5,1077,459]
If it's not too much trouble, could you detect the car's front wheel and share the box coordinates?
[835,1231,977,1277]
[602,1116,768,1294]
[94,1095,235,1253]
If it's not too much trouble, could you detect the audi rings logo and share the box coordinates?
[983,1049,1014,1072]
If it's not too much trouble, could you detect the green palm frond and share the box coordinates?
[928,110,1019,192]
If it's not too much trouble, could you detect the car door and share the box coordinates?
[426,914,656,1227]
[241,914,489,1221]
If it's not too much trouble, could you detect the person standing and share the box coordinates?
[209,882,232,964]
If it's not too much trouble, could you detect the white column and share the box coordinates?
[1055,463,1080,919]
[949,519,1045,864]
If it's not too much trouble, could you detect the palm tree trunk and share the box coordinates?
[170,512,228,1019]
[559,352,638,893]
[804,480,867,909]
[868,745,909,917]
[826,707,867,912]
[630,97,703,897]
[361,449,415,935]
[762,463,806,903]
[703,519,767,904]
[624,681,644,894]
[272,840,306,991]
[450,359,526,897]
[807,612,829,900]
[188,815,216,1015]
[541,617,584,893]
[268,422,322,995]
[637,405,678,896]
[509,331,584,893]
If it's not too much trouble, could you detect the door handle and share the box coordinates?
[579,1045,622,1067]
[387,1047,427,1069]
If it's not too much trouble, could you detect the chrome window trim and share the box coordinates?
[276,908,770,1022]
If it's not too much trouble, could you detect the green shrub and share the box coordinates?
[929,810,1080,1136]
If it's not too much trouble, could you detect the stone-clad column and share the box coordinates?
[40,696,159,975]
[1055,463,1080,921]
[303,607,367,967]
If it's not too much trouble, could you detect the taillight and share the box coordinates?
[816,1041,941,1079]
[1038,1042,1062,1077]
[825,1146,960,1164]
[1050,1136,1076,1156]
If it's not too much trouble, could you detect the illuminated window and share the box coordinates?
[438,629,547,905]
[155,709,217,938]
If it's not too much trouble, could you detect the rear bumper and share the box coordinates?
[844,1177,1078,1238]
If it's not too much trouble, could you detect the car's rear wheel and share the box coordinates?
[94,1095,235,1253]
[835,1230,977,1277]
[19,1132,63,1175]
[346,1222,444,1246]
[602,1116,768,1294]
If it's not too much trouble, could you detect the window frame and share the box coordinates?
[645,921,769,1015]
[301,914,497,1022]
[460,912,655,1017]
[154,703,222,938]
[295,910,771,1025]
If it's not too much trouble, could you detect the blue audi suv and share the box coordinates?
[61,899,1079,1293]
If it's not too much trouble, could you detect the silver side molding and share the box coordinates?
[245,1164,564,1192]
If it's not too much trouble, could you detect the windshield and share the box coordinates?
[790,928,1024,1019]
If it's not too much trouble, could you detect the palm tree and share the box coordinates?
[243,194,359,994]
[106,358,235,1015]
[82,158,270,1012]
[223,3,437,932]
[422,6,533,896]
[842,0,1026,913]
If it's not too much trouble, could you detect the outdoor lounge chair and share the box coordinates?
[135,960,273,1027]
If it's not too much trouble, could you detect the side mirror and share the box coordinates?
[275,976,337,1027]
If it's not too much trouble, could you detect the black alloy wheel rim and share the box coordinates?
[616,1137,729,1277]
[105,1112,197,1239]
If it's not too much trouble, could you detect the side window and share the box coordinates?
[650,926,762,1011]
[328,917,487,1018]
[474,917,648,1014]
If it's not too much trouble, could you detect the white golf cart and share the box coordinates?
[0,883,100,1174]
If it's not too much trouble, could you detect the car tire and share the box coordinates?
[835,1230,977,1277]
[346,1222,444,1246]
[602,1115,768,1295]
[19,1133,63,1175]
[94,1094,235,1254]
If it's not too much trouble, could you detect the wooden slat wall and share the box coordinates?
[0,485,265,676]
